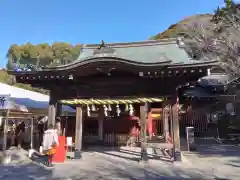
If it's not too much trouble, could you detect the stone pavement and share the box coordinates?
[0,146,239,179]
[0,152,211,180]
[181,144,240,180]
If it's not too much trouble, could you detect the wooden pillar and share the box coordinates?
[30,117,34,149]
[75,105,83,151]
[171,100,181,161]
[48,90,57,126]
[140,103,148,161]
[163,105,170,143]
[56,103,62,117]
[98,108,104,141]
[2,110,9,151]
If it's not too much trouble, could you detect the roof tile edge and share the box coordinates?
[82,37,181,49]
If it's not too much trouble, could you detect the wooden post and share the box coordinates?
[75,105,83,151]
[48,91,57,126]
[171,103,181,161]
[2,110,10,151]
[140,103,148,161]
[56,103,62,117]
[28,116,35,158]
[98,108,104,141]
[163,105,170,143]
[30,117,34,149]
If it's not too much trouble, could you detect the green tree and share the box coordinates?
[225,0,233,9]
[6,42,81,69]
[5,42,81,93]
[6,44,22,69]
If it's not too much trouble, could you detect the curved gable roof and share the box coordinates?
[44,38,217,71]
[77,39,190,64]
[8,38,218,75]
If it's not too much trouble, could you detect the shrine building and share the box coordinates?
[8,38,218,161]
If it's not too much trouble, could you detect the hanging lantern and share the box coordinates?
[116,104,121,116]
[87,105,91,116]
[125,104,129,112]
[108,104,112,111]
[103,105,108,117]
[129,104,134,116]
[91,104,96,111]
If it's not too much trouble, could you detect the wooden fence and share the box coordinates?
[83,109,214,146]
[83,132,140,146]
[179,110,209,137]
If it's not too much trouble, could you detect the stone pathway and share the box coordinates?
[0,151,208,180]
[181,144,240,180]
[0,146,239,179]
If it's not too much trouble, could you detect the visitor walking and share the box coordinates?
[42,124,59,167]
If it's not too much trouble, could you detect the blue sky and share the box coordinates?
[0,0,227,67]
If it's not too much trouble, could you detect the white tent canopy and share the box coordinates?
[0,83,75,115]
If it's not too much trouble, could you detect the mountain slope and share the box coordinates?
[151,14,213,39]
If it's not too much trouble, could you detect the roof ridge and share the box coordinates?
[82,38,179,49]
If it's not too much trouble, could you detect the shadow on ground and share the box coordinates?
[1,147,234,179]
[181,138,240,157]
[84,146,173,164]
[54,160,213,180]
[0,151,54,180]
[0,163,53,179]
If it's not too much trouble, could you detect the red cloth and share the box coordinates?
[147,113,153,136]
[130,126,139,137]
[152,120,157,135]
[52,136,66,163]
[147,113,158,136]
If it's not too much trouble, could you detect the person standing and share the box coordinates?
[42,124,59,167]
[126,122,140,147]
[15,122,25,148]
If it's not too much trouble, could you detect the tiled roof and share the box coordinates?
[75,38,214,65]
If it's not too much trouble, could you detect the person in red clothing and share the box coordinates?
[126,122,140,147]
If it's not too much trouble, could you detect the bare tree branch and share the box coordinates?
[181,3,240,81]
